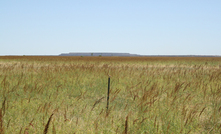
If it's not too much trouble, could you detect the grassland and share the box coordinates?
[0,56,221,133]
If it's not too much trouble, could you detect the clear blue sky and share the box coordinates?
[1,0,221,55]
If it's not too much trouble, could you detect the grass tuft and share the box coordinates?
[43,113,53,134]
[0,109,4,134]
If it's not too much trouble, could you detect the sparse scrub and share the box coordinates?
[0,56,221,133]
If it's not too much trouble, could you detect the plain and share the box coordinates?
[0,56,221,133]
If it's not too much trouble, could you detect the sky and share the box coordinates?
[1,0,221,56]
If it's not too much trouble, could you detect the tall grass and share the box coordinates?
[0,56,220,133]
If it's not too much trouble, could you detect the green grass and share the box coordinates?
[0,56,221,133]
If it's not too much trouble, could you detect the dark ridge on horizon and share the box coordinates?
[1,53,220,57]
[59,52,221,57]
[59,52,139,57]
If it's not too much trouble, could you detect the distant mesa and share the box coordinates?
[59,52,140,57]
[59,53,221,57]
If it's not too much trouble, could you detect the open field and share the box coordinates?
[0,56,221,133]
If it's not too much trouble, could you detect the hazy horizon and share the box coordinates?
[2,52,221,57]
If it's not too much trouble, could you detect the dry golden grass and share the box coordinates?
[0,56,221,133]
[1,55,221,62]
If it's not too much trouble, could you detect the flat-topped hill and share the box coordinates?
[59,52,140,57]
[59,52,221,57]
